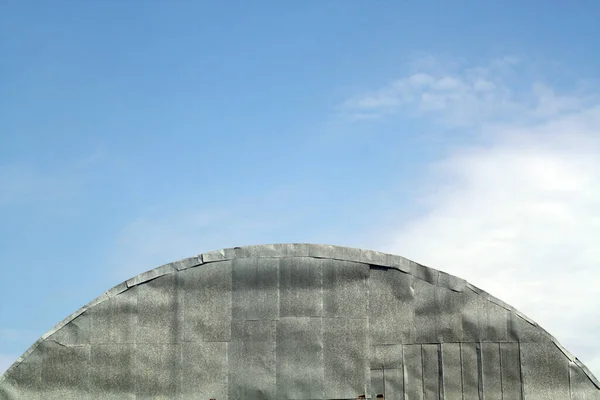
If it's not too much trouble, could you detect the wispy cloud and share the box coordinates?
[367,56,600,376]
[340,55,595,127]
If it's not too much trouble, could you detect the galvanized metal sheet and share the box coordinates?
[323,317,369,399]
[136,273,183,344]
[521,342,571,400]
[481,342,502,400]
[279,257,322,317]
[422,344,440,399]
[570,361,600,400]
[371,344,404,399]
[461,290,487,342]
[403,344,424,400]
[322,259,369,319]
[134,343,181,398]
[49,313,89,346]
[182,260,232,342]
[485,303,509,342]
[500,342,523,400]
[41,341,90,399]
[228,320,277,399]
[461,342,480,399]
[181,342,228,400]
[276,317,323,399]
[89,288,137,344]
[370,369,385,398]
[89,344,135,400]
[441,343,463,400]
[435,286,464,343]
[413,279,437,344]
[231,257,279,321]
[383,368,404,400]
[1,244,598,399]
[368,267,415,345]
[0,347,43,400]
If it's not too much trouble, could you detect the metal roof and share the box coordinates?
[1,244,598,399]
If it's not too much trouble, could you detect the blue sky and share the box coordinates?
[2,1,600,376]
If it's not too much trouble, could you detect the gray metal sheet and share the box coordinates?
[461,291,487,342]
[411,263,438,286]
[521,342,570,400]
[414,279,437,343]
[570,362,600,400]
[49,313,90,346]
[322,259,369,319]
[182,260,232,342]
[371,369,385,398]
[181,342,228,400]
[90,287,137,344]
[276,318,323,399]
[232,257,279,321]
[40,341,90,399]
[134,344,181,398]
[2,244,599,399]
[136,273,183,344]
[508,312,550,343]
[383,368,404,400]
[500,342,523,400]
[371,345,404,399]
[0,346,43,400]
[228,320,277,399]
[323,318,369,399]
[484,303,509,342]
[371,344,404,369]
[422,344,440,400]
[435,286,464,343]
[403,344,424,400]
[369,268,415,345]
[279,257,322,317]
[461,343,480,399]
[441,343,463,400]
[481,342,502,400]
[437,271,466,292]
[89,344,134,400]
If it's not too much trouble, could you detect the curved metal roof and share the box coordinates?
[1,244,598,399]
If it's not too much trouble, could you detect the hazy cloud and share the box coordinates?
[372,57,600,376]
[341,55,595,127]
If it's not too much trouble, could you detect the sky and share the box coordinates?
[1,0,600,378]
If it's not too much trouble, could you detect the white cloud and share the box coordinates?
[372,57,600,377]
[341,55,594,128]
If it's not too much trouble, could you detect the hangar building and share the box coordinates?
[1,244,598,399]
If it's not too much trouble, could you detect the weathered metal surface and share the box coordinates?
[1,244,598,399]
